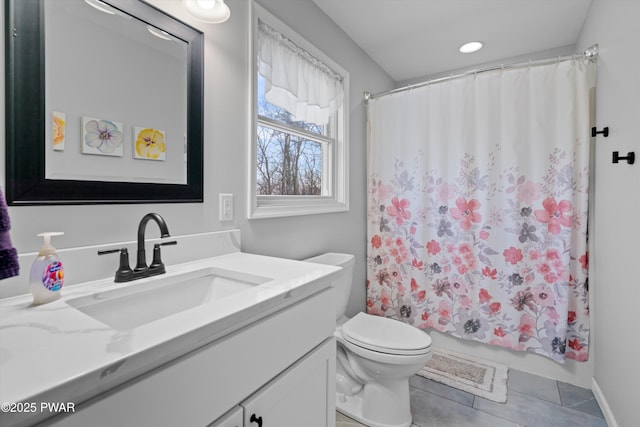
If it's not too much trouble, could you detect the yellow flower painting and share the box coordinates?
[52,111,66,151]
[134,127,166,160]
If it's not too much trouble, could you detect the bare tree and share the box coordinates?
[257,95,323,196]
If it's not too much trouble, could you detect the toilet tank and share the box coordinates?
[304,253,355,321]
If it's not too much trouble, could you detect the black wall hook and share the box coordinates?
[613,151,635,164]
[592,127,609,137]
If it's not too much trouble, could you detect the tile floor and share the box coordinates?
[336,369,607,427]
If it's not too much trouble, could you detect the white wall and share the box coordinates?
[0,0,394,316]
[577,0,640,425]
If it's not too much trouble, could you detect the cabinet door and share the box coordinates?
[243,339,336,427]
[208,406,243,427]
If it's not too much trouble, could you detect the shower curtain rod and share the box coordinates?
[363,44,599,102]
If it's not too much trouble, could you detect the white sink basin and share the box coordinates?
[66,268,271,330]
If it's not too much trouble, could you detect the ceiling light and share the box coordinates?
[182,0,230,23]
[147,25,172,41]
[84,0,116,15]
[459,41,484,54]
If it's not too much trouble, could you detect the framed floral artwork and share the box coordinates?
[52,111,66,151]
[81,116,124,157]
[133,126,166,161]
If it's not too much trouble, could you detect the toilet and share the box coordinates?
[305,253,432,427]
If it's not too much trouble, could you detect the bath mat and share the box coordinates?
[417,349,508,403]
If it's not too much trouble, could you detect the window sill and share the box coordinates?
[249,197,348,219]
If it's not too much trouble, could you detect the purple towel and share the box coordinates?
[0,189,19,280]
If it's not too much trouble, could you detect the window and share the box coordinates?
[249,4,349,218]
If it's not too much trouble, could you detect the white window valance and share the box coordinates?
[257,19,344,126]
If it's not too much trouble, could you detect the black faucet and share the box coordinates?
[135,213,170,272]
[98,213,176,282]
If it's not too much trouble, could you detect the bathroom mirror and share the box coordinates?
[5,0,204,205]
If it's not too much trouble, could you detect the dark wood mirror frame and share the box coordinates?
[5,0,204,205]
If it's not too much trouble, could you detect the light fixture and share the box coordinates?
[84,0,116,15]
[147,25,172,41]
[182,0,230,24]
[459,41,484,54]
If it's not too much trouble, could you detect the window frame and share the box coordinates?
[248,3,349,219]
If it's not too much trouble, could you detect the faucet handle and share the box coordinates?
[98,248,133,282]
[149,241,177,275]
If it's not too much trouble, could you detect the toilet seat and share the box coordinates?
[342,312,432,356]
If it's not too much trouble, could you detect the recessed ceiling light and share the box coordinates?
[182,0,230,23]
[459,41,484,54]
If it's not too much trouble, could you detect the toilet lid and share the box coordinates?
[342,312,431,355]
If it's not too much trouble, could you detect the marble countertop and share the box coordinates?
[0,252,340,427]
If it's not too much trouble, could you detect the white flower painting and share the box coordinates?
[82,116,124,156]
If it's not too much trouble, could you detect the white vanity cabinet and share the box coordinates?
[209,339,335,427]
[240,339,334,427]
[43,287,336,427]
[208,407,242,427]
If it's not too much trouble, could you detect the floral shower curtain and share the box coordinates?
[366,59,595,362]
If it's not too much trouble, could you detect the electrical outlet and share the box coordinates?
[219,193,234,221]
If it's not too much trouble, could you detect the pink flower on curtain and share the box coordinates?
[373,182,393,204]
[452,280,468,295]
[545,249,561,261]
[380,289,392,307]
[437,300,452,318]
[503,246,524,264]
[397,283,406,296]
[386,197,411,225]
[388,237,410,264]
[459,295,473,309]
[534,198,573,234]
[426,240,441,255]
[517,181,541,204]
[546,307,560,323]
[450,197,482,230]
[479,288,492,303]
[371,234,382,248]
[518,314,536,335]
[532,285,556,306]
[482,266,498,279]
[580,252,589,269]
[568,339,583,351]
[438,183,457,203]
[489,302,501,314]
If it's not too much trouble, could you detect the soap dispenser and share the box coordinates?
[29,232,64,305]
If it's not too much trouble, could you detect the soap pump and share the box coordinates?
[29,232,64,305]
